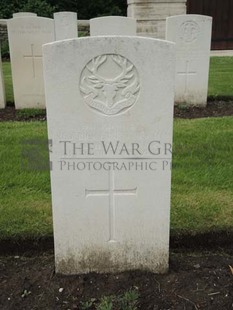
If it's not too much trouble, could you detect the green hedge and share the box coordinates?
[0,0,127,19]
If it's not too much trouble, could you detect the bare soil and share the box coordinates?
[0,249,232,310]
[174,99,233,119]
[0,100,233,121]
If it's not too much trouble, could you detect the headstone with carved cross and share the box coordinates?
[7,16,55,109]
[90,16,137,36]
[13,12,37,18]
[43,36,175,274]
[166,15,212,106]
[0,44,6,108]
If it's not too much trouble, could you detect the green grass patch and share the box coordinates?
[2,61,14,103]
[0,118,232,240]
[16,108,46,119]
[208,56,233,97]
[0,122,52,239]
[171,117,233,234]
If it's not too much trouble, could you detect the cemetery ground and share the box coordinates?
[0,57,233,309]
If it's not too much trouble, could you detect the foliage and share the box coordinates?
[48,0,126,19]
[20,0,56,17]
[80,290,139,310]
[97,296,113,310]
[1,42,10,59]
[0,1,17,19]
[0,0,55,18]
[0,0,126,19]
[119,289,139,310]
[80,299,96,309]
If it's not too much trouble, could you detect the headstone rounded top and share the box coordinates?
[13,12,37,18]
[166,14,212,45]
[8,16,54,24]
[90,16,137,36]
[44,36,174,51]
[167,14,212,22]
[54,11,78,40]
[54,11,77,16]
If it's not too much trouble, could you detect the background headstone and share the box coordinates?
[43,36,175,274]
[54,12,78,40]
[90,16,137,36]
[166,14,212,106]
[7,17,55,109]
[0,44,6,108]
[13,12,37,18]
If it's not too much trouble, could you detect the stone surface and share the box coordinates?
[166,14,212,106]
[0,19,89,45]
[43,36,175,274]
[7,17,55,109]
[90,16,136,36]
[0,45,6,108]
[54,12,78,40]
[127,0,186,39]
[13,12,37,18]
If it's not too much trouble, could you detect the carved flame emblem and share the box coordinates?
[80,54,140,116]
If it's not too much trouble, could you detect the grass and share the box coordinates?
[2,57,233,103]
[171,117,233,235]
[0,122,52,239]
[16,108,46,118]
[2,61,14,103]
[0,117,232,240]
[208,57,233,97]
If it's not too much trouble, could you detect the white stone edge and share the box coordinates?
[166,14,213,21]
[90,16,136,22]
[0,18,89,26]
[42,35,176,50]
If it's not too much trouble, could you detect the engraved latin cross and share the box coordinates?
[85,170,137,243]
[177,60,196,92]
[24,44,42,78]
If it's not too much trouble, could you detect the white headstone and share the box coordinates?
[13,12,37,18]
[0,45,6,108]
[90,16,137,36]
[43,36,175,275]
[166,14,212,106]
[54,12,78,40]
[7,17,55,109]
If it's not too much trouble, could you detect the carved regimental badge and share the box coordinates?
[180,21,200,43]
[80,54,140,116]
